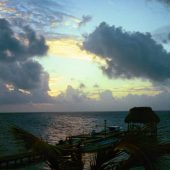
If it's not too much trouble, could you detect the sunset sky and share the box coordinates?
[0,0,170,112]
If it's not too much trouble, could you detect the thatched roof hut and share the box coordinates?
[125,107,160,136]
[125,107,160,124]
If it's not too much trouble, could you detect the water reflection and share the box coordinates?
[43,115,100,144]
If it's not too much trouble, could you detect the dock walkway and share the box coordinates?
[0,152,45,169]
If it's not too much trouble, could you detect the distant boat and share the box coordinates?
[108,125,122,132]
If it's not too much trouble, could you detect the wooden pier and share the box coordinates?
[0,152,45,169]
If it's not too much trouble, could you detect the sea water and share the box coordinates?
[0,111,170,169]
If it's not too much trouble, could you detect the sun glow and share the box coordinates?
[46,38,105,65]
[48,75,65,96]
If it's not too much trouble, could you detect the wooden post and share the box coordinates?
[104,120,107,137]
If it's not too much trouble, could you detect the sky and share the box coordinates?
[0,0,170,112]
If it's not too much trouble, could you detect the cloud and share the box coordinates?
[78,15,92,27]
[0,18,48,90]
[61,85,88,103]
[100,90,114,100]
[0,19,48,63]
[1,0,81,38]
[44,87,170,111]
[0,61,43,90]
[22,26,48,56]
[0,73,51,105]
[118,91,170,110]
[146,0,170,6]
[83,22,170,82]
[94,84,99,88]
[5,0,66,25]
[79,83,86,89]
[152,0,170,5]
[153,26,170,44]
[1,83,170,111]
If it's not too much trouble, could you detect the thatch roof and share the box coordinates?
[125,107,160,124]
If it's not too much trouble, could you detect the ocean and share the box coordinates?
[0,111,170,169]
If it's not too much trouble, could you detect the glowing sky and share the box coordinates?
[0,0,170,112]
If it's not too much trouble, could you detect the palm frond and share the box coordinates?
[11,126,63,169]
[11,126,84,170]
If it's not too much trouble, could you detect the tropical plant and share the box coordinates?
[11,126,83,170]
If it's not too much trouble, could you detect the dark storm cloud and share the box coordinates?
[0,72,51,104]
[0,19,48,62]
[0,61,43,90]
[0,83,30,104]
[0,18,48,90]
[23,26,48,56]
[83,22,170,82]
[0,19,23,62]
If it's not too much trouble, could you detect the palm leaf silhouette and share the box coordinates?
[11,126,83,170]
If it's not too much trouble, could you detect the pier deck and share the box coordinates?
[0,152,45,169]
